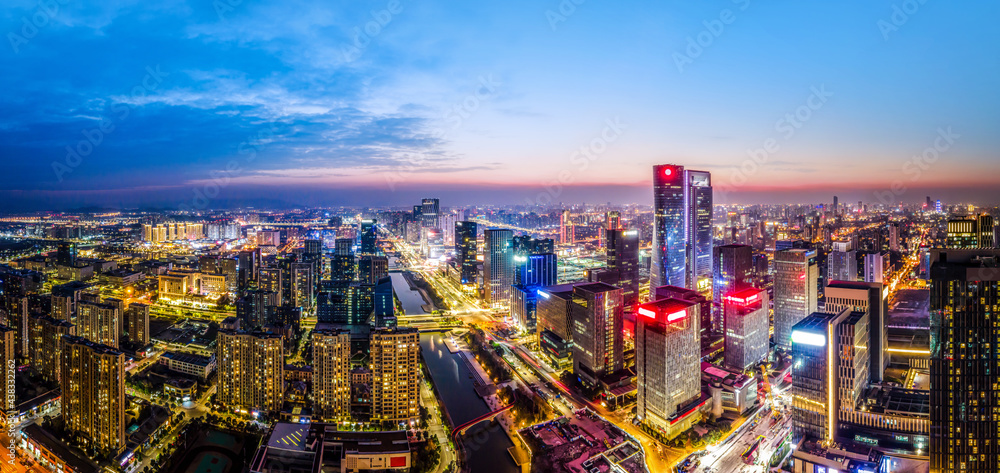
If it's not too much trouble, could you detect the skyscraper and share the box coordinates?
[331,238,355,282]
[789,308,861,443]
[570,283,624,386]
[60,336,126,457]
[824,281,887,383]
[635,295,703,438]
[455,221,478,286]
[605,229,640,308]
[827,241,858,282]
[357,255,389,285]
[420,198,439,228]
[947,215,996,249]
[483,229,514,310]
[863,251,887,283]
[371,327,421,423]
[312,329,352,421]
[773,249,819,350]
[30,315,75,383]
[77,300,121,349]
[217,330,285,413]
[373,276,396,328]
[0,326,14,419]
[651,164,713,294]
[126,303,150,346]
[723,287,769,372]
[359,219,377,254]
[560,210,574,244]
[929,249,1000,471]
[712,244,753,333]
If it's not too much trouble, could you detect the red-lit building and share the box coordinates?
[723,286,769,372]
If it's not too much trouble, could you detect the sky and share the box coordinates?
[1,0,998,211]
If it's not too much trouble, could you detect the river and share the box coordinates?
[420,332,519,473]
[390,271,430,315]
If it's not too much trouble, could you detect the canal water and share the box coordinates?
[420,332,518,473]
[389,271,429,315]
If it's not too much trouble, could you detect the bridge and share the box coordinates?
[451,404,513,439]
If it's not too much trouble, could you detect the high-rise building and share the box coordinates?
[420,198,440,229]
[359,219,377,254]
[651,164,713,294]
[331,238,355,283]
[239,248,261,290]
[947,215,996,249]
[56,241,77,267]
[863,251,887,283]
[605,210,621,232]
[60,336,126,456]
[789,308,862,443]
[217,330,285,413]
[827,241,858,282]
[536,283,579,359]
[833,196,839,216]
[605,229,640,308]
[455,221,478,286]
[483,229,514,310]
[312,329,352,421]
[373,277,396,328]
[635,296,703,438]
[30,315,75,383]
[929,249,1000,471]
[653,285,712,347]
[560,210,575,244]
[824,281,887,383]
[712,244,753,333]
[723,287,769,372]
[237,289,278,329]
[292,262,314,310]
[0,326,14,417]
[77,300,121,348]
[125,302,150,346]
[357,255,389,285]
[773,249,819,350]
[51,281,87,320]
[370,327,421,423]
[259,267,284,304]
[569,283,624,387]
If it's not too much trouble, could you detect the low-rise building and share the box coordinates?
[159,351,216,379]
[249,423,412,473]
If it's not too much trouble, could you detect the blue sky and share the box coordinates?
[1,0,998,210]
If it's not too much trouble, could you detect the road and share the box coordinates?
[0,432,44,473]
[420,381,456,473]
[694,414,792,473]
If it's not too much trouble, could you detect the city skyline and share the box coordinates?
[2,1,1000,210]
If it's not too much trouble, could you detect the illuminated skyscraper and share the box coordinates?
[30,315,75,383]
[863,251,887,283]
[60,336,126,457]
[947,215,995,249]
[483,229,514,310]
[929,249,1000,471]
[560,210,574,244]
[605,229,640,308]
[77,300,121,349]
[0,326,14,419]
[421,198,439,228]
[125,302,150,346]
[312,329,352,421]
[569,283,624,387]
[773,249,819,350]
[331,238,355,283]
[359,219,377,254]
[357,255,388,285]
[712,244,753,333]
[217,330,285,413]
[455,221,478,286]
[635,296,703,438]
[651,164,713,294]
[371,327,421,423]
[824,281,887,383]
[723,287,768,372]
[827,241,858,282]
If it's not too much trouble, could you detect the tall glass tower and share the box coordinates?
[651,164,713,294]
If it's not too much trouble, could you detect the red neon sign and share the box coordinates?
[725,293,760,306]
[638,307,656,319]
[666,310,687,323]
